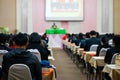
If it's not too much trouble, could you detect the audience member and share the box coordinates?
[96,35,111,56]
[62,33,68,40]
[104,35,120,64]
[0,33,12,51]
[41,33,49,43]
[74,33,84,46]
[26,32,50,61]
[8,34,16,49]
[41,34,48,48]
[2,32,42,80]
[80,32,90,48]
[68,33,73,42]
[84,30,100,51]
[71,34,81,46]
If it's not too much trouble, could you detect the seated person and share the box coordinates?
[72,33,84,46]
[0,33,12,51]
[8,34,16,49]
[71,34,80,46]
[62,33,68,40]
[41,33,48,48]
[26,32,50,61]
[41,33,49,43]
[68,34,73,42]
[80,32,90,48]
[104,35,120,64]
[84,30,100,51]
[2,33,42,80]
[96,35,111,56]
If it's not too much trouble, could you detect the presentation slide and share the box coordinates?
[45,0,84,21]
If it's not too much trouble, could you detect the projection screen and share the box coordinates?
[45,0,84,21]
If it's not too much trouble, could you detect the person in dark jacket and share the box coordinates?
[104,35,120,64]
[42,33,49,43]
[2,32,42,80]
[84,30,100,51]
[96,35,111,56]
[80,32,90,48]
[26,32,50,60]
[0,33,12,51]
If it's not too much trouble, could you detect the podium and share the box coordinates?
[45,28,66,48]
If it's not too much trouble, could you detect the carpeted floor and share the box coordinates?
[50,48,87,80]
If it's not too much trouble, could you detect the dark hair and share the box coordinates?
[13,32,28,46]
[100,35,109,45]
[29,32,41,43]
[79,33,83,38]
[85,32,90,38]
[113,35,120,47]
[0,33,7,44]
[42,33,47,40]
[89,30,96,35]
[96,32,100,38]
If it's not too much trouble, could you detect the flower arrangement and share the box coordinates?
[51,23,58,29]
[0,27,9,34]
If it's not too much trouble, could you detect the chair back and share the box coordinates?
[115,53,120,66]
[111,53,119,64]
[89,44,98,51]
[99,48,109,56]
[27,49,41,61]
[0,50,8,65]
[8,64,32,80]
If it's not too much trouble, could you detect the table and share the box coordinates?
[89,56,105,80]
[103,64,120,80]
[89,56,105,68]
[77,48,84,56]
[84,51,96,62]
[110,69,120,80]
[45,28,66,34]
[82,51,96,80]
[103,64,120,73]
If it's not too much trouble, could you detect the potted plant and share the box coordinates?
[0,27,9,34]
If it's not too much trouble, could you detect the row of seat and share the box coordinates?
[0,47,56,80]
[62,40,120,80]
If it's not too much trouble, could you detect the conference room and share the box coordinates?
[0,0,120,80]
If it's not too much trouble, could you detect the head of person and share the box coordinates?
[12,32,28,47]
[100,35,109,45]
[85,32,90,38]
[96,32,100,38]
[0,33,7,45]
[112,35,120,47]
[29,32,41,44]
[42,33,47,39]
[78,33,83,39]
[89,30,97,38]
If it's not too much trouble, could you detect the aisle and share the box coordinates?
[51,48,86,80]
